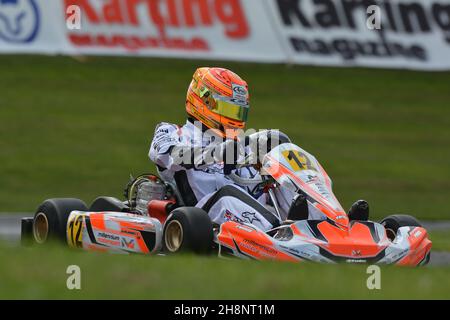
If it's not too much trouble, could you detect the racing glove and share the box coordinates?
[170,139,244,173]
[245,130,291,163]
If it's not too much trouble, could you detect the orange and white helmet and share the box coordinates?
[186,67,250,139]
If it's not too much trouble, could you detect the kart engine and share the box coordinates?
[135,180,166,214]
[125,174,167,215]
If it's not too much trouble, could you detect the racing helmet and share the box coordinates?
[186,67,250,139]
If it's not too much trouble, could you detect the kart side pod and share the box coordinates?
[66,211,163,254]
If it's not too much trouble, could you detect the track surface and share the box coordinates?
[1,214,449,266]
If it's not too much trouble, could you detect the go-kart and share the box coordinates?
[21,139,432,266]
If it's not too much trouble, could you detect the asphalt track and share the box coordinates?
[1,214,449,266]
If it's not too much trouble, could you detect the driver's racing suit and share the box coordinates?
[149,120,280,230]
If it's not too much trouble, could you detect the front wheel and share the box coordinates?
[33,198,88,244]
[380,214,422,241]
[163,207,213,254]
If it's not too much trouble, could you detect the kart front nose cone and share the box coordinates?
[165,220,183,252]
[33,212,49,244]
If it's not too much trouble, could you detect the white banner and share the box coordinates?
[266,0,450,71]
[1,0,450,70]
[0,0,285,62]
[61,0,285,62]
[0,0,64,54]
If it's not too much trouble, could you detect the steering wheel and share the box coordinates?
[227,168,263,186]
[225,147,264,186]
[227,129,291,186]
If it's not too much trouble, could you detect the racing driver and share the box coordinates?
[149,67,281,231]
[149,67,369,231]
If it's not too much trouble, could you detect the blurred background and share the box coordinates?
[1,0,450,299]
[1,57,449,220]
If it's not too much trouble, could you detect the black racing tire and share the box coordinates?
[380,214,422,241]
[163,207,213,254]
[33,198,88,244]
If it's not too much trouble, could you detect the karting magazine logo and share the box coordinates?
[276,0,450,63]
[64,0,250,52]
[0,0,40,43]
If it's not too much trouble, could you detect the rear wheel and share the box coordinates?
[163,207,213,254]
[380,214,422,241]
[33,198,88,244]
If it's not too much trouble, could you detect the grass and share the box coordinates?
[0,243,449,299]
[0,55,449,221]
[1,56,449,300]
[429,231,450,252]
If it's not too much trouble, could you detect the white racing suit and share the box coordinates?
[149,120,281,231]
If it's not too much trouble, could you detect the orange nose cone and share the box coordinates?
[337,216,350,229]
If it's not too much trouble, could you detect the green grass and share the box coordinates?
[0,243,449,299]
[430,231,450,252]
[1,55,450,220]
[1,56,449,301]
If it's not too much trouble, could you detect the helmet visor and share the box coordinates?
[212,95,249,122]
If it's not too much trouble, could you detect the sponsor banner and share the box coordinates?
[267,0,450,70]
[1,0,450,70]
[0,0,65,54]
[0,0,285,62]
[62,0,285,61]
